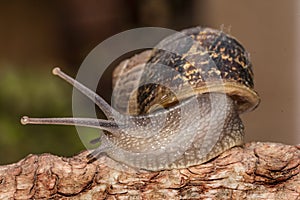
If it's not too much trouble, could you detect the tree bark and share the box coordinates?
[0,142,299,199]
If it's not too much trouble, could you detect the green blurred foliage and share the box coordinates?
[0,65,85,164]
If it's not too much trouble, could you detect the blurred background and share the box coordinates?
[0,0,299,164]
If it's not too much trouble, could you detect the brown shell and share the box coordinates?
[112,27,260,115]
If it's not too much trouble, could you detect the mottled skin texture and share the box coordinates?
[94,93,244,171]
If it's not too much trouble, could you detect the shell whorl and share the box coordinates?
[112,27,260,115]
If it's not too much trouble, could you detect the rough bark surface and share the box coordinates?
[0,142,299,200]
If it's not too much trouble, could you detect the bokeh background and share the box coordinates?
[0,0,299,164]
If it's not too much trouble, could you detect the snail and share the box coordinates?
[21,27,260,171]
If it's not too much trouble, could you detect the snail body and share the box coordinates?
[21,27,259,171]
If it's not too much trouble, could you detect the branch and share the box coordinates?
[0,142,299,199]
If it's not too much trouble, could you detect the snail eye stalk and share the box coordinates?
[20,68,123,137]
[52,67,117,119]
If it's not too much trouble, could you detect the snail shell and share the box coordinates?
[113,27,259,116]
[21,27,260,171]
